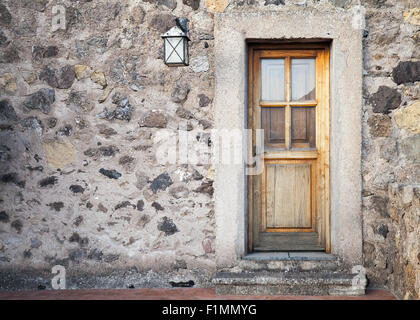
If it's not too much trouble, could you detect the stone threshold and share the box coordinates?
[243,252,337,261]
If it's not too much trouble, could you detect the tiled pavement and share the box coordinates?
[0,288,396,300]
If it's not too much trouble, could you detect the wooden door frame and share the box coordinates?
[247,42,331,253]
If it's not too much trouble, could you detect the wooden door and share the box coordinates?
[248,43,330,252]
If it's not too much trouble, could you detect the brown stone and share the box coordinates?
[194,181,214,196]
[183,0,200,10]
[367,114,392,137]
[98,86,113,103]
[43,140,77,169]
[23,88,55,114]
[370,195,389,218]
[265,0,285,5]
[119,155,134,165]
[0,73,17,92]
[39,65,75,89]
[0,99,18,121]
[403,8,420,25]
[392,61,420,85]
[176,107,194,119]
[0,4,12,27]
[369,86,401,114]
[205,0,229,12]
[119,155,135,171]
[139,111,167,128]
[97,203,108,213]
[32,46,58,61]
[90,70,107,88]
[0,46,19,63]
[66,90,93,113]
[198,94,211,108]
[148,13,176,34]
[171,80,191,103]
[74,65,92,80]
[394,101,420,134]
[97,124,117,138]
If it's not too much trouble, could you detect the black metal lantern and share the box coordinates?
[162,18,190,66]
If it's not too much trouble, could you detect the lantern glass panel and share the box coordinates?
[165,37,185,64]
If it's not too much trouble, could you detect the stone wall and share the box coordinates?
[0,0,419,298]
[360,0,420,299]
[0,0,217,288]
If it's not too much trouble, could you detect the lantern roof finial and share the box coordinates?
[161,18,190,40]
[176,18,188,33]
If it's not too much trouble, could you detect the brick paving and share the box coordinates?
[0,288,396,300]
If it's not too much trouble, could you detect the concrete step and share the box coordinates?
[213,252,367,296]
[213,270,366,296]
[235,252,341,272]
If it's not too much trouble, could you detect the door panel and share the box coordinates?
[291,107,316,148]
[248,43,330,252]
[256,232,322,251]
[265,164,311,228]
[261,107,285,148]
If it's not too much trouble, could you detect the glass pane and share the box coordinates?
[291,59,316,101]
[261,59,285,101]
[165,37,184,64]
[291,107,316,149]
[261,107,285,148]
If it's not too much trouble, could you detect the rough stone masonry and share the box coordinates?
[0,0,419,299]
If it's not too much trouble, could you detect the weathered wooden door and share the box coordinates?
[248,43,330,252]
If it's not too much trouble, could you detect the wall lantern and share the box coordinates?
[162,18,190,66]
